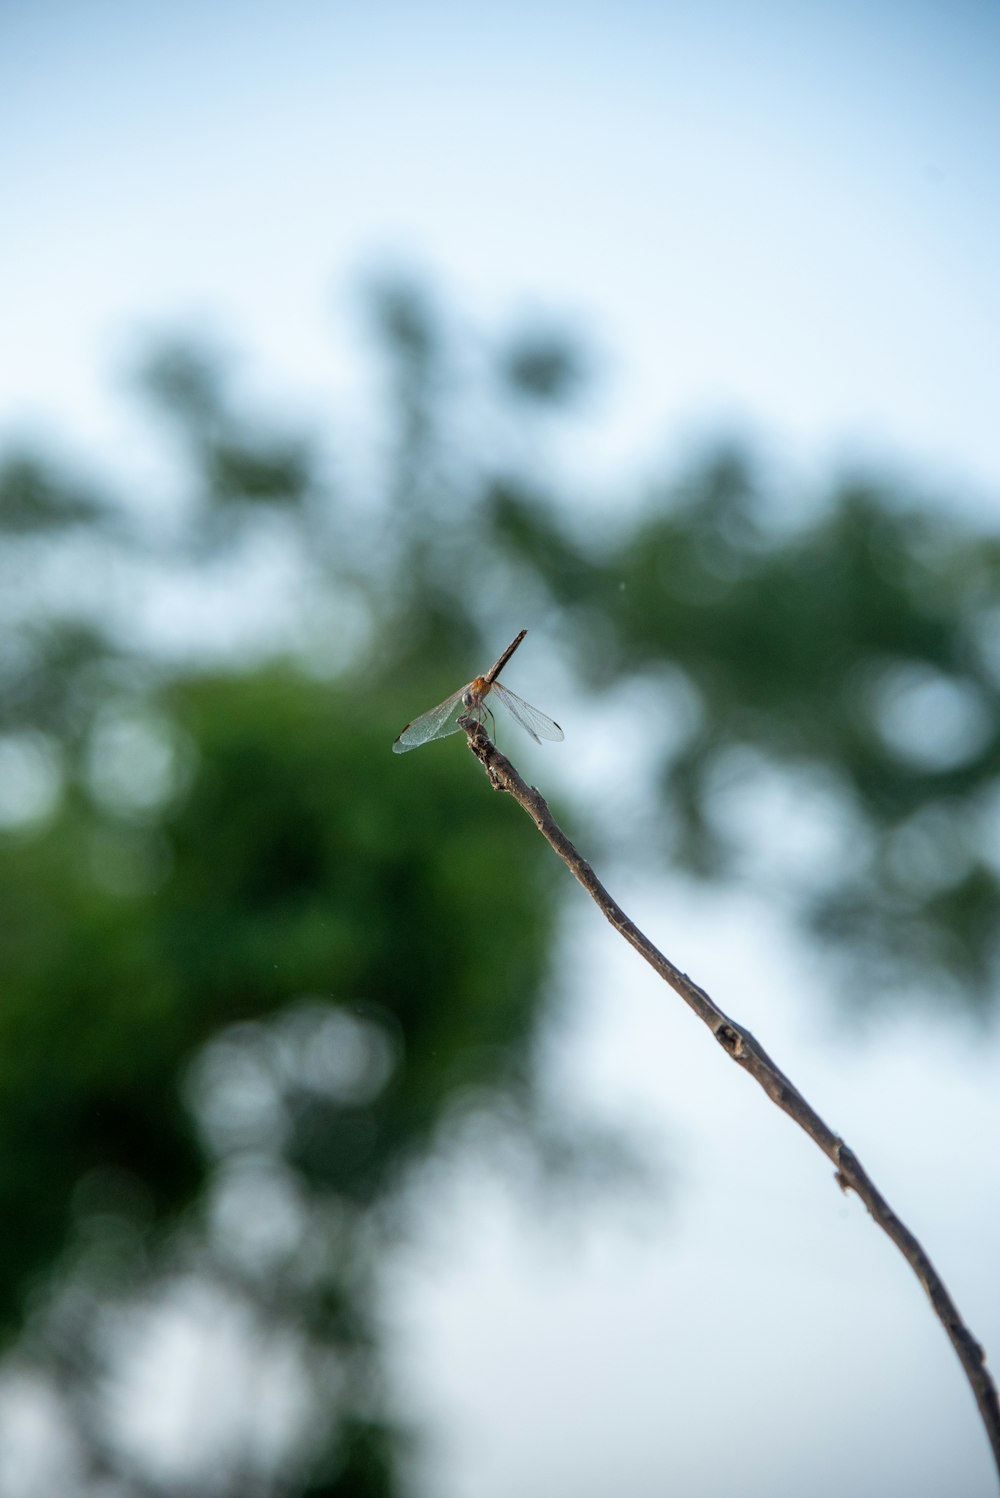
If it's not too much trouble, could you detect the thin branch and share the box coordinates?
[460,716,1000,1483]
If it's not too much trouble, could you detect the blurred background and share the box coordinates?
[2,3,1000,1495]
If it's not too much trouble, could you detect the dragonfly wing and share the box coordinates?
[392,687,469,753]
[491,681,564,744]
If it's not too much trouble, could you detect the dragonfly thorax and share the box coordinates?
[463,675,489,710]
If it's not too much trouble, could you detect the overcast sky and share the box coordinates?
[4,0,1000,501]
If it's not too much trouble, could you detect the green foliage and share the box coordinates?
[489,449,1000,1004]
[0,660,558,1482]
[0,453,111,533]
[497,327,590,404]
[1,279,999,1492]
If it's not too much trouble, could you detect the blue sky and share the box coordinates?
[3,0,1000,500]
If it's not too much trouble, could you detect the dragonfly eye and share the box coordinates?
[461,688,475,708]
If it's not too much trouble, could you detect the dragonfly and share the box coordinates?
[392,629,564,753]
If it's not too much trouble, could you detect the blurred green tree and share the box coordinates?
[0,281,998,1493]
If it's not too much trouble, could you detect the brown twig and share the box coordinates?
[460,715,1000,1483]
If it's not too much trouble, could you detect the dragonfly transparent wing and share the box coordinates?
[392,685,472,753]
[491,680,564,744]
